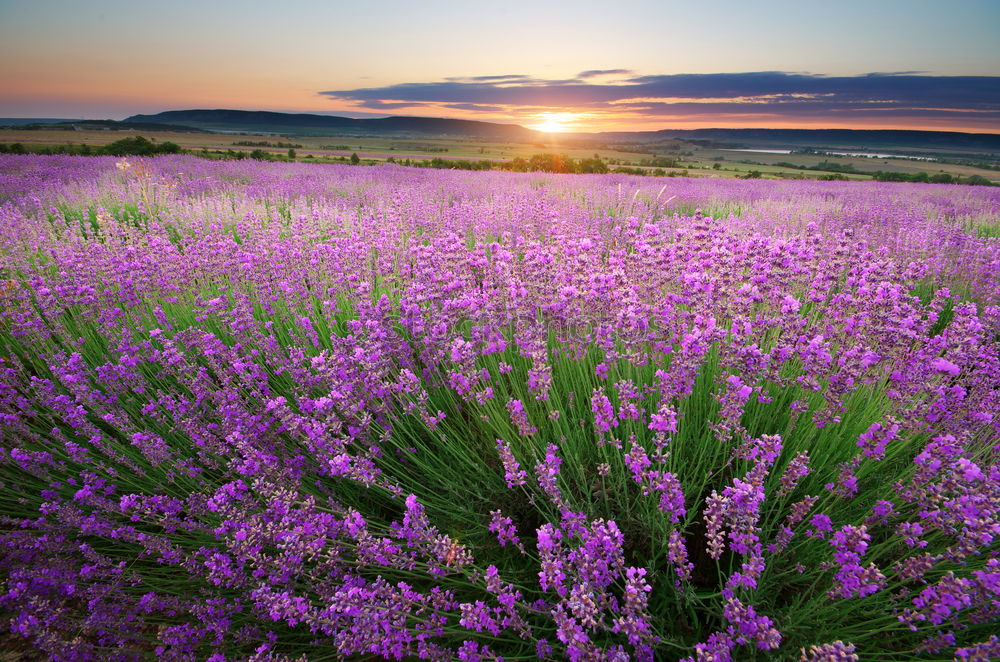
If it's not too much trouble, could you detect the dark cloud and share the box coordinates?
[446,74,532,82]
[319,71,1000,128]
[860,71,927,77]
[576,69,634,78]
[321,80,627,106]
[355,99,420,110]
[441,102,509,112]
[613,100,1000,120]
[617,72,999,109]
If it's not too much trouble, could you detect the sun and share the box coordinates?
[528,112,577,133]
[533,117,568,133]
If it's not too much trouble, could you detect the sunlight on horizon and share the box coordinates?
[527,112,583,133]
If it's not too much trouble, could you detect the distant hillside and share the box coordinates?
[576,128,1000,154]
[2,119,211,133]
[0,118,80,126]
[125,110,538,140]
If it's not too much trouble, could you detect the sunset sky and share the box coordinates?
[1,0,998,133]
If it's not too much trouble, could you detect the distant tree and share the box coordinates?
[576,156,608,174]
[528,153,570,173]
[873,171,906,182]
[350,152,360,165]
[961,174,994,186]
[612,166,646,176]
[287,148,296,160]
[99,136,181,156]
[930,173,953,184]
[507,157,528,172]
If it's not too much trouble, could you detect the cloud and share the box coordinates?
[446,74,532,82]
[440,102,509,113]
[860,71,927,77]
[355,99,420,110]
[318,71,1000,129]
[576,69,634,78]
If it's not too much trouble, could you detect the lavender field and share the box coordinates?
[0,154,998,661]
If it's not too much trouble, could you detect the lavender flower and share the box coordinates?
[495,438,527,488]
[799,640,858,662]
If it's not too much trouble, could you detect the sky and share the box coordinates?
[1,0,998,133]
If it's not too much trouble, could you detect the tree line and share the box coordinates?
[0,136,181,156]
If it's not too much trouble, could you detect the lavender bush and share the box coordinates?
[0,154,998,661]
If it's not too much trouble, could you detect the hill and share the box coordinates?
[574,128,1000,155]
[1,119,211,133]
[0,118,81,126]
[125,110,538,140]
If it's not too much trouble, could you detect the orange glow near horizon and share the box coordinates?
[2,86,997,135]
[526,112,585,133]
[301,99,999,135]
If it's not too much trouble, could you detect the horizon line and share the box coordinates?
[4,109,1000,136]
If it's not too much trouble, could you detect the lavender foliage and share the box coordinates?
[0,154,998,660]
